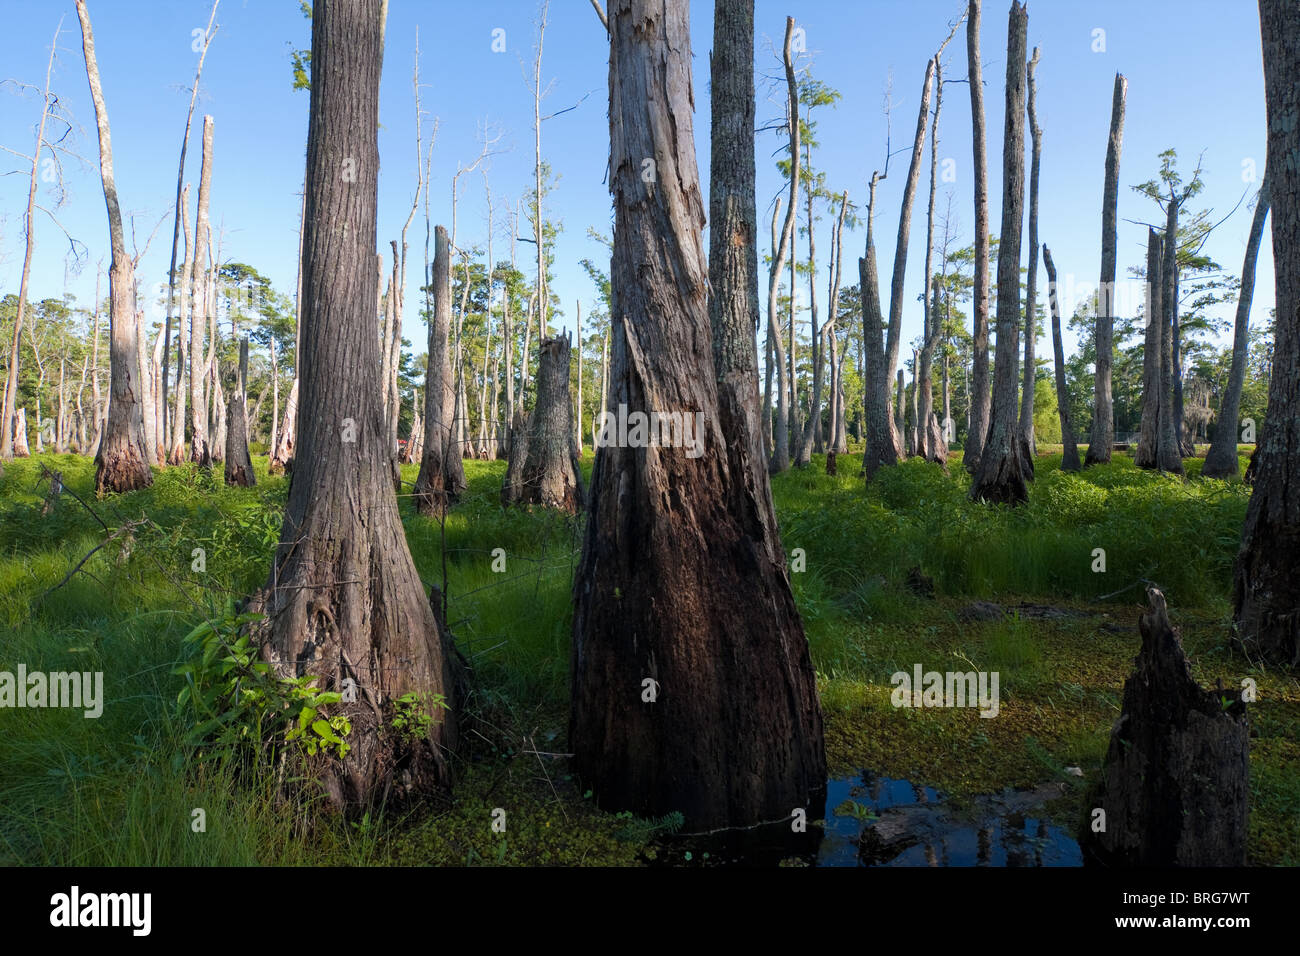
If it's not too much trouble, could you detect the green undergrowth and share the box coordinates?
[0,445,1294,865]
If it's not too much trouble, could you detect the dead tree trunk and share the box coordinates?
[503,336,582,512]
[1040,247,1081,470]
[970,1,1030,504]
[886,58,935,457]
[13,410,30,457]
[1085,74,1127,467]
[1134,228,1165,468]
[1082,587,1248,866]
[907,350,920,457]
[895,367,906,451]
[246,0,457,809]
[824,194,850,457]
[413,225,465,515]
[188,116,215,466]
[224,336,254,486]
[570,0,826,830]
[918,52,948,467]
[269,190,306,475]
[77,0,153,495]
[1,20,60,462]
[965,0,991,473]
[1204,178,1270,479]
[167,186,192,464]
[766,17,800,474]
[1018,47,1041,460]
[1233,0,1300,668]
[1157,201,1185,474]
[500,405,530,505]
[163,0,218,455]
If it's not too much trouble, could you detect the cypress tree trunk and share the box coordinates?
[907,349,920,457]
[1134,228,1165,468]
[918,52,946,465]
[189,116,215,467]
[1018,47,1041,459]
[500,405,530,506]
[269,191,306,476]
[77,0,153,495]
[1204,178,1270,479]
[766,18,800,474]
[1085,74,1127,466]
[920,277,948,465]
[13,410,30,457]
[970,1,1030,504]
[886,59,935,456]
[1157,201,1185,474]
[569,0,826,829]
[895,368,906,451]
[246,0,457,809]
[965,0,991,473]
[860,175,895,479]
[507,336,582,513]
[224,336,255,487]
[413,225,466,515]
[1233,0,1300,668]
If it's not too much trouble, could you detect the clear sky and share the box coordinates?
[0,0,1273,368]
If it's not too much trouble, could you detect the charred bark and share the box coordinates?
[1082,587,1248,866]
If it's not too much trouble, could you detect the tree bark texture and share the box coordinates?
[1233,0,1300,668]
[508,335,583,513]
[77,0,154,495]
[413,225,466,515]
[1082,587,1248,866]
[970,1,1030,504]
[247,0,458,809]
[569,0,826,830]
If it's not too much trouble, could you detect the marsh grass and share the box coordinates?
[1,445,1294,865]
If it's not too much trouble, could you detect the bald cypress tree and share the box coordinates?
[247,0,458,807]
[1233,0,1300,667]
[569,0,825,829]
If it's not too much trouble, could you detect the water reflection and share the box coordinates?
[818,771,1082,867]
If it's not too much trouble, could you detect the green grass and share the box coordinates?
[0,444,1295,865]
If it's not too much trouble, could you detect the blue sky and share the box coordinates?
[0,0,1273,366]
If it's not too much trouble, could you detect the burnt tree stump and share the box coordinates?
[1082,586,1249,866]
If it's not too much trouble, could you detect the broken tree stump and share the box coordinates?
[1082,586,1249,866]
